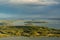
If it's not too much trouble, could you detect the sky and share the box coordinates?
[0,0,60,19]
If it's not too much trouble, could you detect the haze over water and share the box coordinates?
[31,18,60,29]
[12,18,60,29]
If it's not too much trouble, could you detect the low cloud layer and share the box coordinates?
[0,0,60,19]
[0,0,60,5]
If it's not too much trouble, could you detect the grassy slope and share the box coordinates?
[0,26,60,37]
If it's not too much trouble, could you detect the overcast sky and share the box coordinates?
[0,0,60,19]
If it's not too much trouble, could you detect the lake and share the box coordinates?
[0,37,60,40]
[32,19,60,29]
[13,18,60,29]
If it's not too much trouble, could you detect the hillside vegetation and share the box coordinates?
[0,26,60,38]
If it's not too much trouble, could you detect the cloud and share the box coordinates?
[0,0,60,19]
[0,0,59,5]
[0,4,60,19]
[9,0,59,5]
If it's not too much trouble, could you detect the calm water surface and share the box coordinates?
[32,20,60,29]
[0,37,60,40]
[14,19,60,29]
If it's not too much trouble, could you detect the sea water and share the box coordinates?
[0,37,60,40]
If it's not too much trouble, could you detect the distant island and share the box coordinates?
[0,25,60,38]
[47,18,60,20]
[24,21,48,23]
